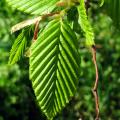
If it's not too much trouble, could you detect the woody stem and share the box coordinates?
[91,45,100,120]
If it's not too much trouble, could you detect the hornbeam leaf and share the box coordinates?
[9,30,27,64]
[30,18,80,119]
[77,0,95,46]
[6,0,59,15]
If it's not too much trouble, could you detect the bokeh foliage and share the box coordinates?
[0,0,120,120]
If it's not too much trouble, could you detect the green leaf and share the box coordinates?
[9,30,27,64]
[30,18,80,119]
[77,0,95,46]
[6,0,59,15]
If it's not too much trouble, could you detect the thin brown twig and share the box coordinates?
[33,20,40,41]
[91,45,100,120]
[41,12,60,20]
[32,12,60,42]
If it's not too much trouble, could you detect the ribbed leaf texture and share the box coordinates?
[105,0,120,28]
[6,0,59,15]
[77,0,95,46]
[9,31,27,64]
[30,18,80,119]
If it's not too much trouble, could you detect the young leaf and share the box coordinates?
[6,0,59,15]
[9,30,27,64]
[11,16,42,33]
[30,18,80,119]
[77,0,95,46]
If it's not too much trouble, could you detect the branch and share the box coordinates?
[33,20,40,41]
[31,12,60,42]
[91,45,100,120]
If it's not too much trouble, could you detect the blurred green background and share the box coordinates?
[0,0,120,120]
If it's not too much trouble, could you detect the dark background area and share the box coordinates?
[0,0,120,120]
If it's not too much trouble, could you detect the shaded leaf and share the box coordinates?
[105,0,120,28]
[9,30,27,64]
